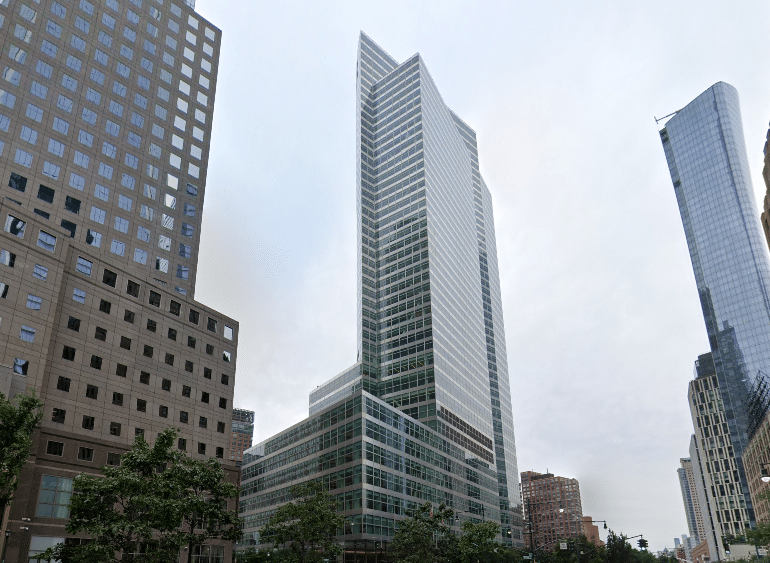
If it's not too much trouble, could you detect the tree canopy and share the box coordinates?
[260,480,344,563]
[42,427,241,563]
[0,391,42,521]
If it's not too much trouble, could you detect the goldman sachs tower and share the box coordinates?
[356,32,521,531]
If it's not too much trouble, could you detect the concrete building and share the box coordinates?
[238,32,523,557]
[228,407,253,466]
[520,471,583,550]
[0,1,238,561]
[660,81,770,547]
[678,457,706,543]
[581,516,604,546]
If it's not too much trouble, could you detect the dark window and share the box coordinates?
[162,378,171,391]
[82,415,94,430]
[217,421,225,433]
[187,336,196,348]
[201,392,209,404]
[221,374,229,385]
[107,452,121,466]
[136,399,146,412]
[189,309,199,324]
[56,376,70,392]
[46,441,64,456]
[85,384,98,399]
[168,328,177,341]
[185,360,193,373]
[62,346,76,361]
[126,280,140,297]
[206,317,217,333]
[67,316,81,331]
[0,251,15,267]
[149,290,161,307]
[215,447,223,459]
[9,173,27,192]
[205,344,213,355]
[124,310,135,323]
[34,209,50,220]
[178,438,186,451]
[139,371,150,384]
[219,397,227,409]
[90,355,102,370]
[164,353,174,366]
[135,428,144,436]
[102,269,117,287]
[143,345,153,358]
[116,363,128,377]
[60,220,76,237]
[203,368,212,379]
[94,326,107,341]
[120,336,131,350]
[198,416,207,429]
[77,447,94,461]
[197,443,205,455]
[112,392,123,406]
[146,319,157,332]
[179,411,188,423]
[182,385,191,397]
[159,405,168,418]
[169,300,180,316]
[51,408,66,423]
[64,196,81,214]
[99,299,111,314]
[109,422,121,436]
[37,185,55,203]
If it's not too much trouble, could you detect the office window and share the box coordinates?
[198,416,207,429]
[94,326,107,341]
[207,318,217,333]
[197,443,205,455]
[85,384,98,399]
[51,408,66,423]
[182,385,191,398]
[187,336,196,349]
[26,294,42,310]
[149,291,161,307]
[33,264,49,281]
[219,398,227,409]
[73,288,86,304]
[215,447,224,459]
[109,422,121,436]
[82,415,94,430]
[77,447,94,461]
[116,363,128,377]
[217,422,226,433]
[99,299,111,314]
[143,345,153,358]
[102,269,117,287]
[184,360,193,373]
[146,319,157,332]
[178,438,186,451]
[37,231,56,252]
[189,309,199,324]
[205,344,213,356]
[56,376,70,392]
[107,452,121,466]
[90,355,102,370]
[203,367,212,379]
[201,392,209,404]
[46,441,64,456]
[162,378,171,391]
[35,475,73,518]
[168,328,177,341]
[62,346,75,361]
[140,371,150,385]
[127,280,140,297]
[164,353,174,366]
[221,374,229,386]
[136,399,146,412]
[67,317,80,332]
[76,257,93,276]
[112,392,123,405]
[120,336,131,350]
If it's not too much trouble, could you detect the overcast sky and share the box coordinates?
[188,0,770,552]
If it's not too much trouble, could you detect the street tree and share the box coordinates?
[388,502,455,563]
[260,480,344,563]
[457,520,501,563]
[0,391,42,529]
[42,427,241,563]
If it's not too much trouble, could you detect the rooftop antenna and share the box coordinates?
[655,110,680,125]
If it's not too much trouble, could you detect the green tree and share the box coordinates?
[260,480,344,563]
[0,391,42,530]
[457,520,501,563]
[42,427,241,563]
[388,502,455,563]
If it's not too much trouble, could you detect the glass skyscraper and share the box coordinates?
[240,33,523,553]
[356,32,521,533]
[660,81,770,538]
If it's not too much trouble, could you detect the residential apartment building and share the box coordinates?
[0,1,238,561]
[678,457,706,544]
[520,471,583,550]
[228,407,253,466]
[659,82,770,552]
[238,32,523,557]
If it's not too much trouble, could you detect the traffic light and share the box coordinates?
[637,538,648,550]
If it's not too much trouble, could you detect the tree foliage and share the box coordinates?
[41,427,241,563]
[260,480,344,563]
[388,502,455,563]
[456,520,502,563]
[0,391,42,519]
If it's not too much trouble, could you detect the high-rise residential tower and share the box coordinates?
[660,82,770,540]
[238,33,523,553]
[520,471,584,550]
[0,1,239,561]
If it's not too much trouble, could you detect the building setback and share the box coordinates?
[520,471,583,550]
[239,32,523,554]
[0,0,238,561]
[660,82,770,549]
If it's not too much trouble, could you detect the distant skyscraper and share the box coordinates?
[228,407,254,466]
[678,457,707,544]
[520,471,583,550]
[660,81,770,538]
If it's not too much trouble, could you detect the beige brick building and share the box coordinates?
[0,0,238,561]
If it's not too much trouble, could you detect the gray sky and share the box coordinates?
[190,0,770,552]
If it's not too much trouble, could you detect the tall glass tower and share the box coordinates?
[356,32,521,531]
[660,82,770,535]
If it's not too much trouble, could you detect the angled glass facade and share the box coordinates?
[660,82,770,536]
